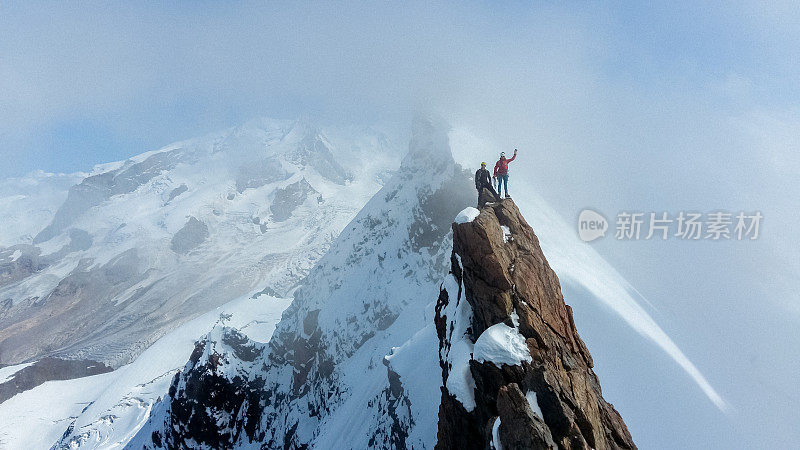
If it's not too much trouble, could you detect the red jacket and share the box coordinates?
[493,154,515,176]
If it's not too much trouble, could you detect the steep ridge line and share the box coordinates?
[123,116,475,449]
[435,199,636,450]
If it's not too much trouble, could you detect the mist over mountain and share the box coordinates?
[1,2,799,448]
[0,118,404,371]
[0,116,734,450]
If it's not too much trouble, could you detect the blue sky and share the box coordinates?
[2,1,799,447]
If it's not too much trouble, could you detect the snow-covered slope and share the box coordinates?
[0,292,291,449]
[0,171,85,248]
[126,116,474,449]
[0,118,400,369]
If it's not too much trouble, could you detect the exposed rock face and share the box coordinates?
[146,327,267,449]
[165,183,188,204]
[0,245,46,288]
[0,231,93,292]
[170,217,209,254]
[0,357,112,404]
[478,186,499,208]
[435,200,635,450]
[270,178,318,222]
[0,248,147,365]
[235,156,289,193]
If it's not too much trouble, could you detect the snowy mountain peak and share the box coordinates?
[127,116,477,449]
[0,118,400,369]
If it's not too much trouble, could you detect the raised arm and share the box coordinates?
[507,150,517,162]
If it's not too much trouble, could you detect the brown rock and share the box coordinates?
[497,383,557,450]
[435,199,636,450]
[478,187,500,208]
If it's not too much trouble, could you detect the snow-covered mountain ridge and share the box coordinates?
[0,116,726,450]
[124,119,636,450]
[0,118,400,370]
[127,116,474,449]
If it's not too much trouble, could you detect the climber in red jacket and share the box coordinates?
[493,149,517,198]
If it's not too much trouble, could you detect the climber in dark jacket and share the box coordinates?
[475,162,501,206]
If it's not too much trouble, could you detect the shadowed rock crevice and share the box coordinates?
[435,199,635,450]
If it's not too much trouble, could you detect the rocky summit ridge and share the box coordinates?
[435,199,635,450]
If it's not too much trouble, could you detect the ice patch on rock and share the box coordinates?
[501,225,511,243]
[491,416,503,450]
[0,361,34,383]
[525,390,544,419]
[446,343,477,412]
[455,207,480,224]
[473,323,532,367]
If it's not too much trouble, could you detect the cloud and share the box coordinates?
[0,1,610,176]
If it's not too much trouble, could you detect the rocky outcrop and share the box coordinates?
[0,245,46,289]
[0,357,112,404]
[235,156,289,193]
[170,217,209,254]
[164,183,188,204]
[435,200,635,450]
[270,178,318,222]
[478,186,500,208]
[145,327,267,449]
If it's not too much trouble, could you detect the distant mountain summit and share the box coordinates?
[0,118,400,368]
